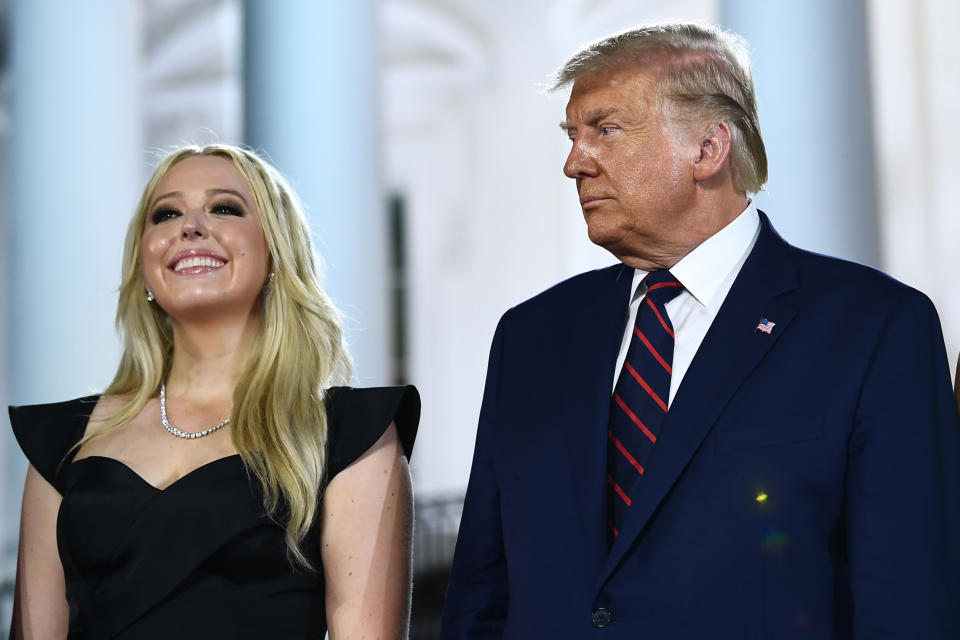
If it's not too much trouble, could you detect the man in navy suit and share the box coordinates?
[441,23,960,638]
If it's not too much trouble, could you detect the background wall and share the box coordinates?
[0,0,956,634]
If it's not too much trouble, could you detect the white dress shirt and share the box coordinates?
[613,202,761,406]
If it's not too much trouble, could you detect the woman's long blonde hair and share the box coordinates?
[86,144,351,568]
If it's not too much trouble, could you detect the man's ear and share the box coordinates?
[693,121,733,182]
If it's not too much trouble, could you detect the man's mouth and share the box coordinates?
[580,196,610,206]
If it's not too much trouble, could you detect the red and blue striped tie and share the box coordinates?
[607,270,684,542]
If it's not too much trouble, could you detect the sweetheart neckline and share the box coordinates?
[68,394,243,492]
[69,454,243,491]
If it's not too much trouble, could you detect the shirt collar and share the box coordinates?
[630,201,761,313]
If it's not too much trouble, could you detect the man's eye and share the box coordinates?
[600,126,617,136]
[150,208,180,225]
[211,203,244,217]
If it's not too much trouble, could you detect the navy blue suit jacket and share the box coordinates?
[441,214,960,638]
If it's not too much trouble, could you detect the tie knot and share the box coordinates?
[643,270,684,304]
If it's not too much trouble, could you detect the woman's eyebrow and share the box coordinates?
[150,188,249,209]
[206,188,249,205]
[149,191,182,208]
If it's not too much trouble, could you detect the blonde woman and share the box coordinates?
[9,144,418,638]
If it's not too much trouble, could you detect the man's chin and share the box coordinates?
[585,222,622,253]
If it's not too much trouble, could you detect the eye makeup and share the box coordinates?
[148,201,245,225]
[150,207,180,225]
[210,202,244,217]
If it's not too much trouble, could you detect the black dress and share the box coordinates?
[9,385,419,639]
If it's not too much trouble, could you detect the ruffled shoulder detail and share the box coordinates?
[9,395,99,492]
[324,385,420,480]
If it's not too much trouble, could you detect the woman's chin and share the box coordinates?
[159,291,258,324]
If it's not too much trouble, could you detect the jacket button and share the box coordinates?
[591,607,612,628]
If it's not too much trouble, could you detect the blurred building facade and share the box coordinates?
[0,0,957,634]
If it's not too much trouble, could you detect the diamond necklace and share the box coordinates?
[160,382,231,439]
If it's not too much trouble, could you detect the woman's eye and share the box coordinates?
[150,208,180,225]
[211,203,244,217]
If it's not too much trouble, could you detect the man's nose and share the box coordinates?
[180,210,209,239]
[563,140,598,179]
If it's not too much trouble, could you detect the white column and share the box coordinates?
[720,0,880,266]
[4,0,142,568]
[867,0,960,372]
[243,1,388,386]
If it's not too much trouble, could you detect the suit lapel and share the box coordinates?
[595,213,800,586]
[560,265,632,558]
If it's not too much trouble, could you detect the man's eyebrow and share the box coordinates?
[558,108,622,131]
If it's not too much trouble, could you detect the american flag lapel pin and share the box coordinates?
[755,317,775,334]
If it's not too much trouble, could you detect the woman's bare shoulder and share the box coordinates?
[89,393,134,420]
[76,393,152,458]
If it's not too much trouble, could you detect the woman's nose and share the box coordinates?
[180,211,208,239]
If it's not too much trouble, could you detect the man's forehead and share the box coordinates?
[569,63,657,94]
[564,66,658,117]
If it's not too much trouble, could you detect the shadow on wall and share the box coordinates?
[1,577,11,637]
[410,493,464,639]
